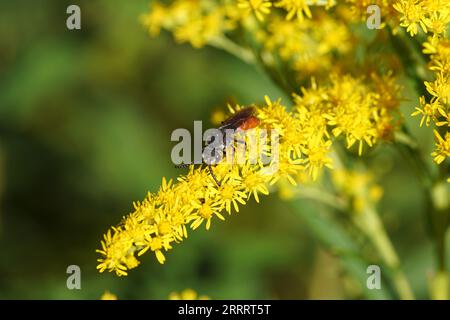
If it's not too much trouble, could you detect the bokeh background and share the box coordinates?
[0,0,446,299]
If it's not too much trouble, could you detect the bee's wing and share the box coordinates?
[219,107,255,130]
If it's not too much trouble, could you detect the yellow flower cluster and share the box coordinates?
[140,0,450,43]
[422,34,450,164]
[237,0,336,21]
[295,73,402,158]
[332,169,384,213]
[394,0,450,36]
[96,73,401,276]
[399,2,450,166]
[345,0,399,28]
[140,0,237,48]
[259,11,353,78]
[139,1,403,84]
[140,0,341,49]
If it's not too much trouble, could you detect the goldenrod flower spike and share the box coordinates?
[97,73,401,276]
[403,3,450,166]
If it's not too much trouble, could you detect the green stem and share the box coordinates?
[210,37,294,95]
[353,206,415,300]
[395,128,449,299]
[215,31,419,300]
[293,177,416,299]
[429,181,450,299]
[388,29,429,97]
[209,36,256,65]
[390,30,450,299]
[430,271,449,300]
[395,126,433,188]
[291,186,348,211]
[332,149,415,299]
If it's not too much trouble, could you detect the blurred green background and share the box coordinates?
[0,0,446,299]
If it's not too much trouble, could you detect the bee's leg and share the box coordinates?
[208,164,221,187]
[231,137,247,170]
[223,144,236,171]
[234,130,247,145]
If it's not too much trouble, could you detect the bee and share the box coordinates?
[218,106,260,132]
[175,107,260,187]
[205,107,260,186]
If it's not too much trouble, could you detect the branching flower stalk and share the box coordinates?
[97,75,402,276]
[390,1,450,299]
[97,0,449,299]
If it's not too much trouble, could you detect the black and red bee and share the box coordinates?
[176,107,260,187]
[205,106,260,186]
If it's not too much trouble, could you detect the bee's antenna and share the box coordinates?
[208,164,221,187]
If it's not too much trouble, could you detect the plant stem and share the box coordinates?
[390,30,450,299]
[210,37,256,65]
[332,149,415,299]
[429,180,450,299]
[395,128,449,299]
[388,29,429,97]
[210,37,294,95]
[430,270,449,300]
[395,126,433,188]
[353,206,415,300]
[217,31,419,300]
[292,186,348,211]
